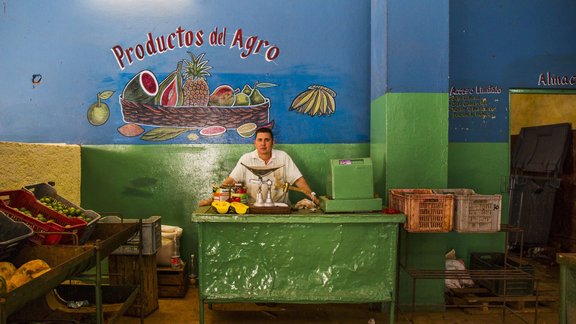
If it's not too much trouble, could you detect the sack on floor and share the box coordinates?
[156,225,183,267]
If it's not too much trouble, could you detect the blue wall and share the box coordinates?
[449,0,576,142]
[0,0,371,144]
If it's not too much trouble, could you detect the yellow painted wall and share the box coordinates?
[510,93,576,135]
[0,142,81,204]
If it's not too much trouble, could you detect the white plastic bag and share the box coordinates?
[156,225,183,266]
[445,249,474,290]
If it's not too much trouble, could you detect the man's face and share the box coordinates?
[254,132,274,156]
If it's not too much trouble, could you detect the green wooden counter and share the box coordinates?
[192,206,405,324]
[557,253,576,324]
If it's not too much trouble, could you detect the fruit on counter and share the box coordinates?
[122,70,159,103]
[38,196,89,221]
[36,213,46,222]
[249,88,265,105]
[182,52,212,106]
[208,85,235,106]
[17,207,33,217]
[212,201,230,214]
[233,93,250,106]
[231,202,249,215]
[6,259,51,291]
[154,61,184,107]
[0,276,6,294]
[0,262,16,281]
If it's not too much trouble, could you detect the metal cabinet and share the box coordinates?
[192,207,405,324]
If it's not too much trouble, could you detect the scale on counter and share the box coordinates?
[241,163,284,207]
[241,163,291,214]
[319,158,383,213]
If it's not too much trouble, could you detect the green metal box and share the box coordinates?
[326,158,375,200]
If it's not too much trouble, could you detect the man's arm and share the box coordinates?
[293,177,319,205]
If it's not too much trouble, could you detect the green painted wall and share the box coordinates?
[447,142,511,257]
[448,142,510,220]
[372,93,449,201]
[81,143,369,274]
[371,92,449,307]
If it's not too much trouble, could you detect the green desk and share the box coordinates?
[558,253,576,324]
[192,207,405,324]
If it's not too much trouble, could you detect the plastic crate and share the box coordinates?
[470,252,534,296]
[389,189,453,232]
[23,183,101,244]
[0,211,34,260]
[99,215,161,255]
[0,190,86,245]
[433,189,502,233]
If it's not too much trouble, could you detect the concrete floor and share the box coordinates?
[119,289,559,324]
[121,254,560,324]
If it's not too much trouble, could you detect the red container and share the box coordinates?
[23,183,101,244]
[0,190,86,245]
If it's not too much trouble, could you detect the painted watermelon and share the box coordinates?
[121,70,158,103]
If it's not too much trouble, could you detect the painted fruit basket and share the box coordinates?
[120,97,270,128]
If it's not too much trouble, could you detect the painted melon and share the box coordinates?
[122,70,158,103]
[154,61,183,107]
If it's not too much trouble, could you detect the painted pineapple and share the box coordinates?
[182,52,212,106]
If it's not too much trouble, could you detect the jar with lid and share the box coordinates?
[232,183,248,204]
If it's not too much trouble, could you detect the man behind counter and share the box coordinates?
[202,127,319,206]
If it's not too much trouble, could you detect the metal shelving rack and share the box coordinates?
[399,225,540,324]
[1,221,144,324]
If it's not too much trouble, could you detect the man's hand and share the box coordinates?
[222,177,236,187]
[199,197,213,206]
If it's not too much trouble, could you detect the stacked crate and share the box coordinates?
[157,262,189,298]
[388,189,454,232]
[433,189,501,232]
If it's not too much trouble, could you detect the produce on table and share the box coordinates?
[0,262,16,281]
[3,260,51,292]
[38,196,89,221]
[212,201,230,214]
[231,202,249,215]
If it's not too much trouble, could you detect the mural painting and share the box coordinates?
[0,1,369,145]
[85,25,340,142]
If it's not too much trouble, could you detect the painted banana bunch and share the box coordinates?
[289,85,336,116]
